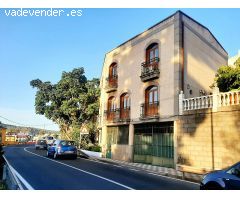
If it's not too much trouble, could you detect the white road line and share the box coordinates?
[128,168,139,172]
[84,158,199,186]
[3,155,34,190]
[24,147,134,190]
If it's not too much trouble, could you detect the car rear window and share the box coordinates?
[37,140,46,144]
[60,141,75,146]
[47,136,54,140]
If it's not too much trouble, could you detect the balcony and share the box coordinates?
[140,101,159,120]
[105,75,118,93]
[117,107,131,123]
[104,110,117,123]
[140,57,160,82]
[104,108,130,123]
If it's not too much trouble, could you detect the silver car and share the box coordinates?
[35,139,47,150]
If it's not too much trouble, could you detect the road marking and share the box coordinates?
[83,157,199,186]
[129,168,139,172]
[3,155,34,190]
[24,147,134,190]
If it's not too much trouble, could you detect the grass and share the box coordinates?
[0,181,7,190]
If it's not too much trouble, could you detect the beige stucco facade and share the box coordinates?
[98,11,228,169]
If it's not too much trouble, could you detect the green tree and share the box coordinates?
[213,57,240,92]
[30,68,100,141]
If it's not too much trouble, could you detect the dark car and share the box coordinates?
[47,139,77,159]
[35,139,47,150]
[200,161,240,189]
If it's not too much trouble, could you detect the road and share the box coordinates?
[3,145,199,190]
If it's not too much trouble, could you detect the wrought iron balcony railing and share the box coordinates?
[140,57,160,82]
[104,107,131,123]
[105,75,118,93]
[140,101,159,119]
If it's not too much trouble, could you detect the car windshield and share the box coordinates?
[37,140,46,144]
[60,141,75,146]
[47,136,54,140]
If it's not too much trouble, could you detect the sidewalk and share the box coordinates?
[95,157,202,183]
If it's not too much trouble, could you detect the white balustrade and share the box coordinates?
[180,89,240,114]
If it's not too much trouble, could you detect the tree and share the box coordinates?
[213,57,240,92]
[30,68,100,141]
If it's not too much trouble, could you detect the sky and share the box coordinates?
[0,8,240,131]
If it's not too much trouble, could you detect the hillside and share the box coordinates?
[1,123,59,136]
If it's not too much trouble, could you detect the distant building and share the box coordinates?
[228,50,240,67]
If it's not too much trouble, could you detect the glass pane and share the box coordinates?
[149,92,153,103]
[154,90,158,102]
[150,51,154,60]
[155,48,159,58]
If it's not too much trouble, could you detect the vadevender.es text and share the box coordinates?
[4,8,82,17]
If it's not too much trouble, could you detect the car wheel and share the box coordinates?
[205,182,222,190]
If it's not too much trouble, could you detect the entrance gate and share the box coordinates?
[133,122,174,168]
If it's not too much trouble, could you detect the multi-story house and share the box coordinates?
[98,11,228,168]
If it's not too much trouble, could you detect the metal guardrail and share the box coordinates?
[2,155,34,190]
[2,155,23,190]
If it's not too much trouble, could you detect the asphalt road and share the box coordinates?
[3,145,199,190]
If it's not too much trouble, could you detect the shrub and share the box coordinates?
[87,145,101,152]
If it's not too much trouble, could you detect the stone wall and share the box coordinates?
[176,105,240,173]
[111,144,133,162]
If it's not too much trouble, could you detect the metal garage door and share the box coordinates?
[134,122,174,168]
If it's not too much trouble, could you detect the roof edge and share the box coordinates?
[105,10,228,56]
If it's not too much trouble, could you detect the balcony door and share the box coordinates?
[107,96,116,121]
[146,43,159,63]
[145,86,158,117]
[120,93,130,119]
[109,63,117,87]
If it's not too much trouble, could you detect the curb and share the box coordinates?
[95,157,202,184]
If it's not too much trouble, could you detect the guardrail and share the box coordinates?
[2,155,34,190]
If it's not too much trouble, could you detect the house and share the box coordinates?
[228,50,240,67]
[98,11,228,169]
[0,123,7,145]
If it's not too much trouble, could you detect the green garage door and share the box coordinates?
[134,122,174,168]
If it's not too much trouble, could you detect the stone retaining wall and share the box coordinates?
[176,105,240,173]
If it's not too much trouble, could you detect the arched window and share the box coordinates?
[107,96,116,121]
[120,93,130,120]
[109,63,117,79]
[107,63,118,89]
[145,86,159,116]
[120,93,130,109]
[146,43,159,62]
[107,96,116,111]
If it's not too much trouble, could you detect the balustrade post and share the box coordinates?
[179,91,184,115]
[212,86,219,112]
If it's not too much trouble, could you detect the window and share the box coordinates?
[146,86,158,104]
[145,86,159,116]
[109,63,117,78]
[227,163,240,178]
[120,93,130,109]
[120,93,130,120]
[146,43,159,62]
[108,96,116,111]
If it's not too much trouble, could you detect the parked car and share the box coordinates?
[35,139,47,150]
[46,136,55,147]
[47,139,77,159]
[200,161,240,189]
